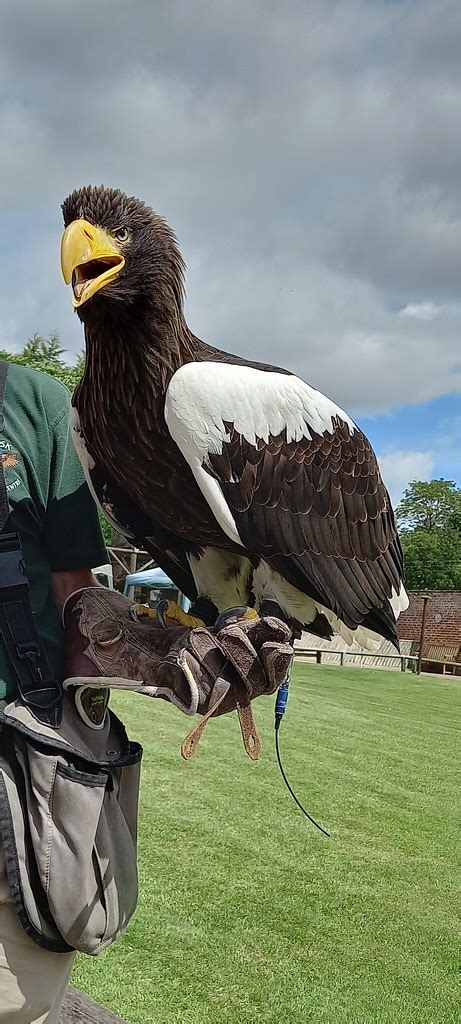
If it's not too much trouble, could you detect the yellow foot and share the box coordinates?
[214,606,260,629]
[132,600,206,627]
[241,607,259,621]
[157,600,206,628]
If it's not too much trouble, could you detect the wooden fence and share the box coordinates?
[108,546,154,576]
[295,647,416,671]
[294,648,460,674]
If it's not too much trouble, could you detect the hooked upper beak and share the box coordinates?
[60,219,125,308]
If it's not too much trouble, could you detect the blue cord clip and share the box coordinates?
[275,680,290,721]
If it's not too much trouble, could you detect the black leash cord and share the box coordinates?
[275,716,330,838]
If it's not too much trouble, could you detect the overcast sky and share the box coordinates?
[1,0,460,502]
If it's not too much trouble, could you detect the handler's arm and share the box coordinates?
[44,394,108,599]
[51,569,100,611]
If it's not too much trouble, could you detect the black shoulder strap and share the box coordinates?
[0,361,62,726]
[0,362,11,532]
[0,360,7,433]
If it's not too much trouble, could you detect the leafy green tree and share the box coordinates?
[396,479,461,590]
[400,527,460,590]
[98,516,113,546]
[396,478,461,532]
[0,334,84,392]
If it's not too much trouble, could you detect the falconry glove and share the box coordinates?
[62,588,294,759]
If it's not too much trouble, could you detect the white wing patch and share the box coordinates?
[165,361,355,452]
[184,459,243,546]
[164,361,356,545]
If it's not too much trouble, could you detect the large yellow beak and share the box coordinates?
[60,219,125,308]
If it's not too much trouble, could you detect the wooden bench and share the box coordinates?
[60,986,129,1023]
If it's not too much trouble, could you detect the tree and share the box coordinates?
[0,334,85,392]
[395,478,461,532]
[400,527,461,590]
[396,479,461,590]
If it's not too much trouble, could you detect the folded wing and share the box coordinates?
[165,361,407,641]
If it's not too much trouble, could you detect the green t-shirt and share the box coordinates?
[0,363,107,700]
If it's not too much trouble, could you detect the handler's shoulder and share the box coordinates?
[6,362,71,418]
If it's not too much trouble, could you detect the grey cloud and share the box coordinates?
[0,0,460,417]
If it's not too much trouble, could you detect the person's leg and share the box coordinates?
[0,848,75,1024]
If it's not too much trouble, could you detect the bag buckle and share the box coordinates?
[16,641,43,683]
[0,533,27,591]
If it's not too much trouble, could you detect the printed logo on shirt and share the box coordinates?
[1,451,20,470]
[0,439,22,492]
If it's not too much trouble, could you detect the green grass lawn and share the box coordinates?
[72,666,459,1024]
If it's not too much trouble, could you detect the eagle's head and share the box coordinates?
[61,185,185,321]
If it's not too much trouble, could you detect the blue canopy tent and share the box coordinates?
[123,566,190,610]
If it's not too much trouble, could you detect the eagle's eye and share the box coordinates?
[114,227,129,242]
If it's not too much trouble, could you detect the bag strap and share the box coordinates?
[0,362,11,533]
[0,360,7,433]
[0,362,62,726]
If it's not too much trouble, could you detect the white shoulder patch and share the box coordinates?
[165,361,355,454]
[164,361,356,546]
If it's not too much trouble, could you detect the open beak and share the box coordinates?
[60,219,125,308]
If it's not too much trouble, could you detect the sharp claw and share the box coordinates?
[214,606,259,630]
[130,602,158,622]
[156,600,206,629]
[156,599,169,629]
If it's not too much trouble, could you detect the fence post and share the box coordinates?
[417,594,431,675]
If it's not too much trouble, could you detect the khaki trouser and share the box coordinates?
[0,843,75,1023]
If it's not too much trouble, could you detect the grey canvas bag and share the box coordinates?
[0,697,142,954]
[0,360,142,955]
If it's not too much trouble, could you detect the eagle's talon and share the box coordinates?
[130,602,158,622]
[214,606,260,630]
[156,600,206,629]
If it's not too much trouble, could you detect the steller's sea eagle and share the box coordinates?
[60,185,408,650]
